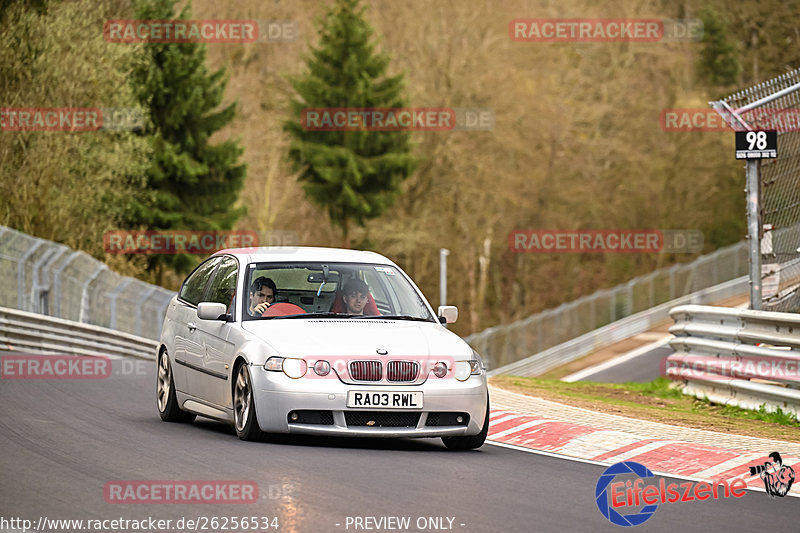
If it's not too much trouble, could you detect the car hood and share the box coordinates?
[241,318,472,359]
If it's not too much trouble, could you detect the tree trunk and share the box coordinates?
[342,217,351,248]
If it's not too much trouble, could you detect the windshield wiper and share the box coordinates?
[278,312,356,319]
[356,315,432,322]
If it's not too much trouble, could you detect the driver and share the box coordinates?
[248,276,277,316]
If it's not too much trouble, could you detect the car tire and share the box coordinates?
[441,395,489,450]
[233,362,269,441]
[157,349,196,423]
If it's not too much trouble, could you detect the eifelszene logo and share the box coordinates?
[595,461,747,527]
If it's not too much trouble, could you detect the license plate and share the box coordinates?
[346,391,423,409]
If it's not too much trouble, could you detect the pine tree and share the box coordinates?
[696,7,741,87]
[285,0,416,247]
[129,0,246,279]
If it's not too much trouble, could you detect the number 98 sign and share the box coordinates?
[736,130,777,159]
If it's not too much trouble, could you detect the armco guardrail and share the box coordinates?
[0,225,175,340]
[468,241,748,371]
[0,306,157,360]
[488,276,748,377]
[667,304,800,416]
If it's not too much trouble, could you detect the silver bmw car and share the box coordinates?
[157,247,489,449]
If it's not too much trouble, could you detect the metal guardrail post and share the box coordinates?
[439,248,449,308]
[80,264,108,323]
[31,246,68,314]
[609,292,616,322]
[106,277,133,331]
[51,251,82,318]
[536,317,543,353]
[626,281,634,316]
[134,286,156,337]
[746,159,762,310]
[17,240,44,311]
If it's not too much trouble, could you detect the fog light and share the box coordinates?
[433,361,448,378]
[290,412,299,421]
[456,415,464,423]
[314,360,331,376]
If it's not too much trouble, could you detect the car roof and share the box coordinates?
[213,246,398,266]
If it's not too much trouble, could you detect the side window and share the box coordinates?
[204,257,238,313]
[178,257,221,306]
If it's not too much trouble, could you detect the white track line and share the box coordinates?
[562,336,671,382]
[489,419,551,440]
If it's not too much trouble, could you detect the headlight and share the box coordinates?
[282,358,308,379]
[264,356,307,378]
[454,360,482,381]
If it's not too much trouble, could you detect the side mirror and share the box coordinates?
[437,305,458,324]
[197,302,229,321]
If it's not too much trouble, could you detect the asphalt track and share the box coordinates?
[571,342,674,384]
[1,358,798,533]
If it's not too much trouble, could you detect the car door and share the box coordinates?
[173,256,221,394]
[194,255,238,408]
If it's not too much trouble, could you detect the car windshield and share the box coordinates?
[242,262,435,321]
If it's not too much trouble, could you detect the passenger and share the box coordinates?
[341,278,370,315]
[248,276,277,317]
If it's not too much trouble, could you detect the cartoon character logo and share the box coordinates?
[749,451,796,498]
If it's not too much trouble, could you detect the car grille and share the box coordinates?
[345,411,421,428]
[349,360,382,381]
[387,360,419,382]
[288,410,334,425]
[425,412,470,427]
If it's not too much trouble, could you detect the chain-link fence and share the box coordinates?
[0,225,174,340]
[711,68,800,312]
[467,242,748,370]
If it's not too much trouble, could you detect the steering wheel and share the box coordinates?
[261,302,307,317]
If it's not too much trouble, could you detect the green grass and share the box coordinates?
[492,375,800,428]
[706,402,800,427]
[613,377,686,399]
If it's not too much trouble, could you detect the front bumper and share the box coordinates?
[249,364,488,438]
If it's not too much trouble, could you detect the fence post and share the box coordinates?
[80,264,108,323]
[746,159,762,310]
[439,248,449,308]
[17,240,44,311]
